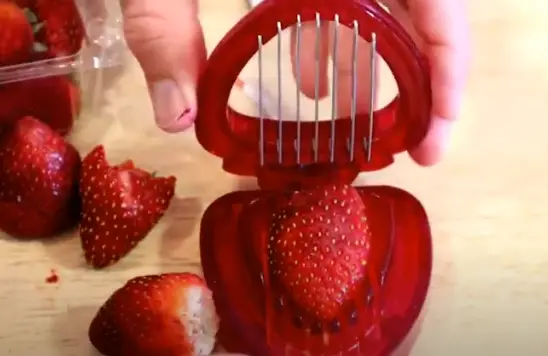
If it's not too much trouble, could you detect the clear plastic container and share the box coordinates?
[0,0,126,135]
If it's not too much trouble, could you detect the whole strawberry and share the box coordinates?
[0,1,33,66]
[79,145,176,268]
[269,184,371,319]
[33,0,85,57]
[89,273,219,356]
[0,116,81,238]
[0,75,80,134]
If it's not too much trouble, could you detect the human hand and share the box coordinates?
[120,0,206,133]
[122,0,469,166]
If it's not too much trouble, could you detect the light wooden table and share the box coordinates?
[1,0,548,355]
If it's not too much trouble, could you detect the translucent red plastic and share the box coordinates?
[200,187,432,355]
[196,0,433,354]
[196,0,431,186]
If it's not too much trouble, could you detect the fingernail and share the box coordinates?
[176,81,198,129]
[150,79,189,131]
[174,107,195,130]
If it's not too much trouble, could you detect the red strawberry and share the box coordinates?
[89,273,219,356]
[0,116,81,238]
[268,184,371,321]
[79,145,176,268]
[33,0,85,57]
[0,1,33,66]
[0,75,80,134]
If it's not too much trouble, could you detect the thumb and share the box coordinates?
[121,0,207,132]
[386,0,470,165]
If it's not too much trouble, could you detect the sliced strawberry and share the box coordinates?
[0,1,33,66]
[0,75,80,134]
[89,273,219,356]
[0,116,81,238]
[79,145,176,268]
[33,0,85,57]
[266,184,378,353]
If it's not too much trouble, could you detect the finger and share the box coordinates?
[387,0,470,165]
[329,25,380,118]
[290,21,330,99]
[121,0,207,133]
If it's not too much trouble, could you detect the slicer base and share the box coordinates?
[200,186,432,356]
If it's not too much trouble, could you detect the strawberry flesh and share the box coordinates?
[0,1,33,66]
[89,273,219,356]
[0,116,81,238]
[79,145,176,268]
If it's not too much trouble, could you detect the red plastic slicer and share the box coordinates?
[196,0,433,355]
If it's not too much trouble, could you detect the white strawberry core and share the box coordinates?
[179,285,219,355]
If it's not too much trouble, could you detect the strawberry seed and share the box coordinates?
[366,292,374,305]
[349,308,358,325]
[274,296,285,310]
[292,314,304,328]
[310,321,323,334]
[328,319,341,333]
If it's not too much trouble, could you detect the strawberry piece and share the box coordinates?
[33,0,85,57]
[79,145,176,268]
[0,1,33,66]
[0,75,80,134]
[0,116,81,238]
[89,273,219,356]
[269,184,371,321]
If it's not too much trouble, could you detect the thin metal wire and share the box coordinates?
[313,12,321,162]
[366,32,377,162]
[259,16,379,166]
[295,15,302,164]
[349,20,359,161]
[330,14,340,163]
[276,21,283,164]
[258,35,265,166]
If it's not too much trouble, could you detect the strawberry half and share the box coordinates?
[0,116,81,238]
[79,145,176,268]
[266,184,377,353]
[33,0,85,57]
[89,273,219,356]
[0,1,34,66]
[0,75,80,135]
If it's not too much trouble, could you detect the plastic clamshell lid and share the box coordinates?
[195,0,431,185]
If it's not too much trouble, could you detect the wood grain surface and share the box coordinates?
[1,0,548,355]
